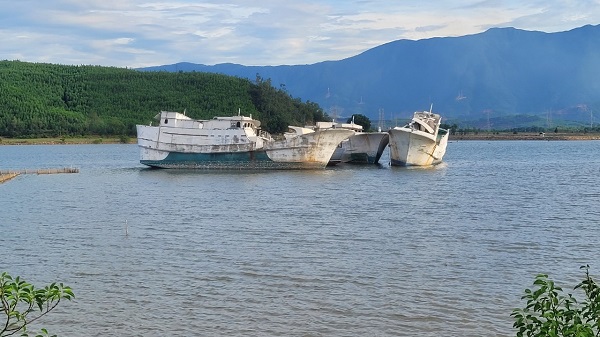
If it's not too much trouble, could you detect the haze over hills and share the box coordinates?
[139,25,600,129]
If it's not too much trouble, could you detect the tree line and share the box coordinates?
[0,61,330,138]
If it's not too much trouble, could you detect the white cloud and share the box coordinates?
[90,38,135,49]
[0,0,598,67]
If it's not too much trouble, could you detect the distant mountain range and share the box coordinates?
[138,25,600,129]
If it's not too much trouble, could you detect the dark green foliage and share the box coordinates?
[248,75,326,134]
[1,272,74,337]
[511,265,600,337]
[347,114,371,131]
[440,123,458,135]
[0,61,327,137]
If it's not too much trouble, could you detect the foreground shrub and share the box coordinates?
[512,265,599,337]
[1,272,74,337]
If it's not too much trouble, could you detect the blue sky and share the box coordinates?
[1,0,598,68]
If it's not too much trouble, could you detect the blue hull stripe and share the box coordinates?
[141,151,322,170]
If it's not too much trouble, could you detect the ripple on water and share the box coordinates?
[1,142,600,336]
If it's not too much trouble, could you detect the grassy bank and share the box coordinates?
[0,136,136,145]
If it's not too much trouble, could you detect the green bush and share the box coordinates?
[512,265,599,337]
[1,272,74,337]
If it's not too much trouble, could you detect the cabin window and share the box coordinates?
[164,119,168,124]
[236,122,241,128]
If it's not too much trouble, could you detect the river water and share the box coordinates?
[1,141,599,336]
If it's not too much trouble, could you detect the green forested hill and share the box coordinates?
[0,60,328,138]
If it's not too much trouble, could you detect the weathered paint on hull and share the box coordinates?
[388,128,449,166]
[330,132,390,165]
[137,126,353,170]
[136,125,264,155]
[140,150,323,169]
[266,129,353,163]
[343,132,390,164]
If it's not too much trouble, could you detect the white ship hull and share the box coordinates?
[136,112,353,169]
[265,129,354,165]
[337,132,390,164]
[388,109,449,166]
[312,121,389,165]
[388,128,449,166]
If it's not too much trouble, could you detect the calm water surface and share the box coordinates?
[1,141,599,336]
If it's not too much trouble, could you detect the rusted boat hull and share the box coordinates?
[335,132,390,164]
[388,128,449,166]
[137,124,353,169]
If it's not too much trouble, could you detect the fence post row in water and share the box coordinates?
[0,167,79,183]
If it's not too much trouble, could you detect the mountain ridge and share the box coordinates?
[138,24,600,128]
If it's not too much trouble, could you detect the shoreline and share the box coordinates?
[0,136,136,145]
[1,133,599,145]
[450,132,600,141]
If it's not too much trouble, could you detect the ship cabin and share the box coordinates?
[155,111,261,133]
[410,112,441,136]
[314,121,363,132]
[205,115,261,132]
[155,111,202,129]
